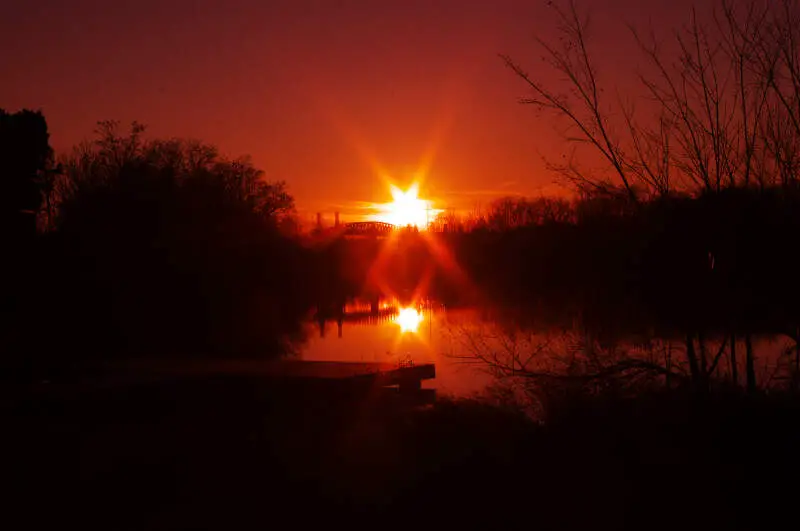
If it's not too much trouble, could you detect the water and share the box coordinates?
[301,303,494,396]
[301,299,798,397]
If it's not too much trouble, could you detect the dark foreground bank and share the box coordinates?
[4,375,800,530]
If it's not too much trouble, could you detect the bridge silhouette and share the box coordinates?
[312,215,422,241]
[342,221,396,237]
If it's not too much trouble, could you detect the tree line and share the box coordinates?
[444,0,800,393]
[0,116,310,380]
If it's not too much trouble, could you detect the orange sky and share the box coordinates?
[0,0,698,221]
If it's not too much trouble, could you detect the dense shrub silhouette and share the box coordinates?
[6,121,311,372]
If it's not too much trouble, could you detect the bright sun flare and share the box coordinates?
[395,307,423,333]
[374,183,434,229]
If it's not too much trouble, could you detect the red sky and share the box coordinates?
[0,0,698,221]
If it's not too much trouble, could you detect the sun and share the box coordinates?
[373,183,435,229]
[395,307,423,333]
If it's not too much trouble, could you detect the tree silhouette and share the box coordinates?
[490,0,800,391]
[0,109,53,375]
[35,121,309,363]
[0,108,51,243]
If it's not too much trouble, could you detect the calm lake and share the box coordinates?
[301,301,495,396]
[301,299,796,396]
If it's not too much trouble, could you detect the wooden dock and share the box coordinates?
[111,359,435,391]
[258,360,435,391]
[26,359,436,405]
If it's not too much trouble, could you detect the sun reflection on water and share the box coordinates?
[394,307,423,333]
